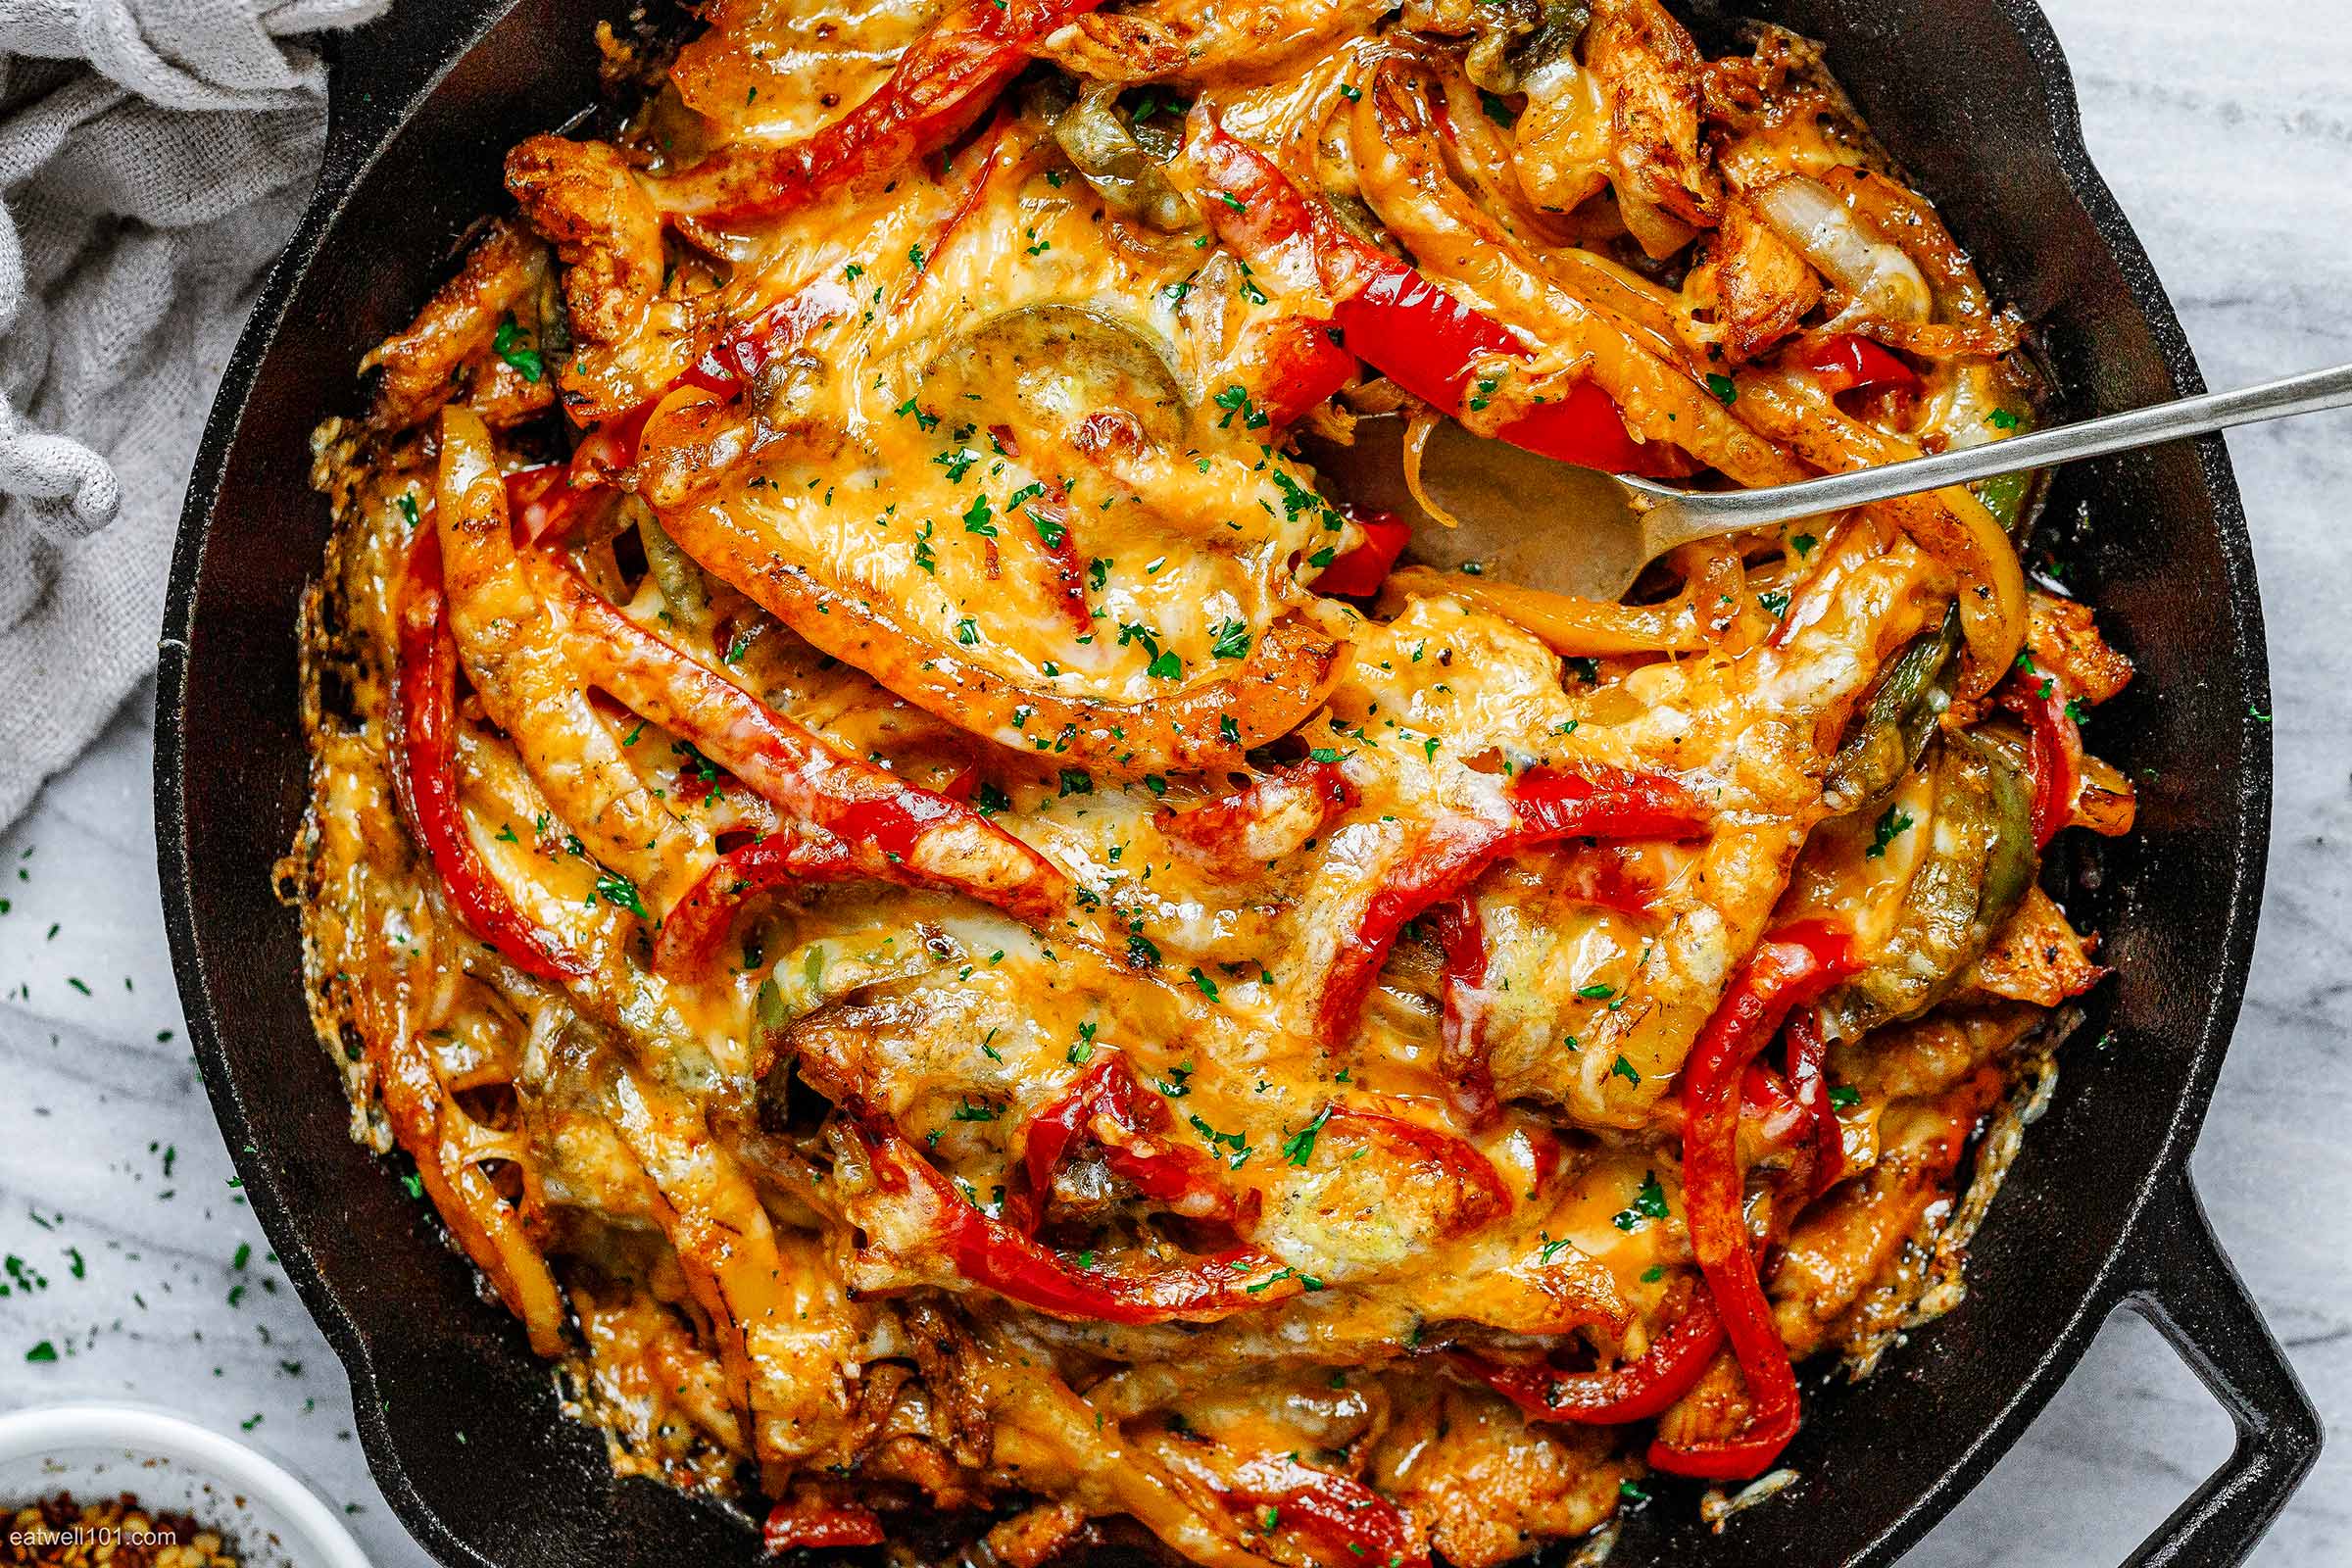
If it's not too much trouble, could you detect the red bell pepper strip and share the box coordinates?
[1022,1055,1241,1226]
[1326,1106,1510,1234]
[1226,1456,1429,1568]
[1429,896,1501,1127]
[540,569,1071,969]
[896,111,1015,309]
[1647,921,1857,1481]
[678,277,858,401]
[1553,847,1663,920]
[649,0,1107,225]
[1315,762,1709,1045]
[1506,762,1714,844]
[986,424,1092,635]
[1782,1006,1844,1198]
[1189,118,1666,475]
[517,281,851,548]
[2000,669,2083,849]
[1311,508,1412,599]
[1447,1286,1727,1425]
[505,395,662,547]
[503,463,592,546]
[389,534,586,982]
[854,1110,1302,1325]
[1234,315,1358,430]
[652,834,858,977]
[1739,1062,1811,1151]
[1159,759,1355,870]
[1799,333,1921,396]
[761,1499,885,1553]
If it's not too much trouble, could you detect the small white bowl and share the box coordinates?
[0,1404,370,1568]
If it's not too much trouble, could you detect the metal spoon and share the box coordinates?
[1306,362,2352,602]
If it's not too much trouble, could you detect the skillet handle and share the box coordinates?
[2115,1172,2320,1567]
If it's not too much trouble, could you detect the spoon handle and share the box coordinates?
[1682,361,2352,528]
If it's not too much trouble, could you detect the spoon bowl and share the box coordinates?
[1305,361,2352,603]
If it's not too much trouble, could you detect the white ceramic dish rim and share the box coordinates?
[0,1403,370,1568]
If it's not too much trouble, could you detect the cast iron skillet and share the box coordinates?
[154,1,2321,1563]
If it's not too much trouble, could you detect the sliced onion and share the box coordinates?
[1751,174,1932,328]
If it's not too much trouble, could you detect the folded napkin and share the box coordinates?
[0,0,384,829]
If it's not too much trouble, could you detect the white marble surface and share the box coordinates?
[1,1,2345,1562]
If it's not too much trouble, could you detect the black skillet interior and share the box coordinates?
[154,0,2318,1564]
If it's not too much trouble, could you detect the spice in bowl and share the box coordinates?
[4,1494,238,1568]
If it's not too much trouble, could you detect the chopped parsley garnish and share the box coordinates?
[1829,1084,1862,1109]
[1058,768,1094,797]
[1988,407,2022,430]
[1611,1170,1670,1232]
[1865,804,1916,858]
[492,318,543,382]
[1478,89,1518,126]
[961,493,997,535]
[1280,1103,1333,1166]
[1212,383,1269,431]
[1189,966,1220,1002]
[950,1099,998,1122]
[1190,1113,1251,1167]
[594,871,647,920]
[1704,372,1739,406]
[1609,1054,1641,1087]
[1211,618,1252,661]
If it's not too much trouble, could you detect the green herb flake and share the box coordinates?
[1279,1103,1333,1167]
[492,318,543,383]
[595,870,648,920]
[1865,804,1916,858]
[1611,1170,1670,1232]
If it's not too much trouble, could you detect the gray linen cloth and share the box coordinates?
[0,0,383,828]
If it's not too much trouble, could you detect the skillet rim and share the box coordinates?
[150,0,2294,1563]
